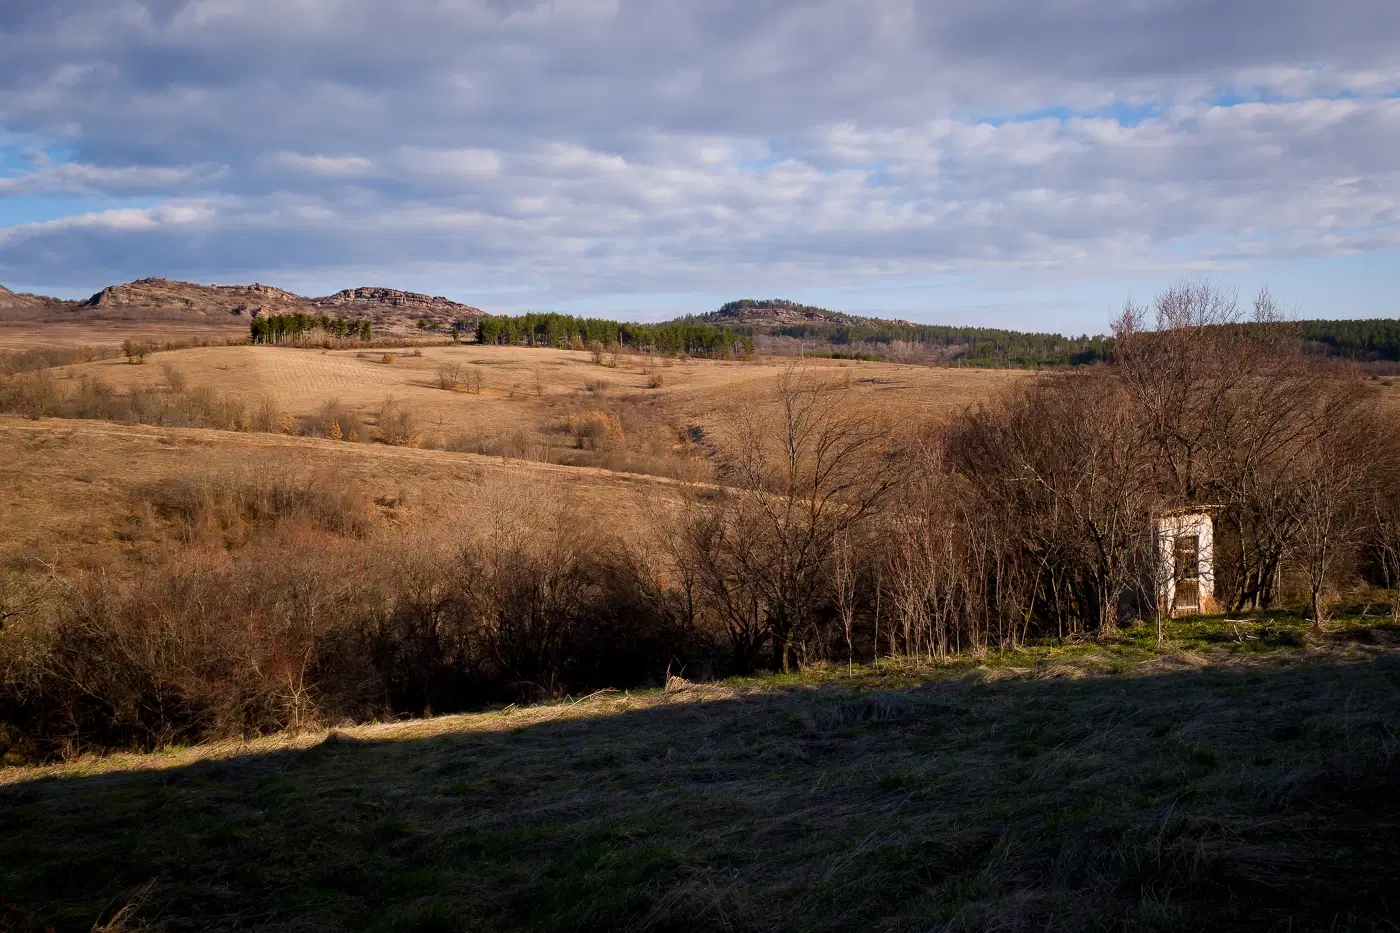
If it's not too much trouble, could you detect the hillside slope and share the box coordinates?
[0,284,78,321]
[1,278,487,335]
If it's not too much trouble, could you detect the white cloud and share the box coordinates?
[0,0,1396,317]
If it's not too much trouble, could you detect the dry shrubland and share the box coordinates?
[2,284,1399,764]
[0,472,694,763]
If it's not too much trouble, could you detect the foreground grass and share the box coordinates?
[3,617,1399,932]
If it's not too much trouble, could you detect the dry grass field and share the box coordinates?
[0,321,247,353]
[0,415,688,570]
[4,323,1400,932]
[47,342,1027,471]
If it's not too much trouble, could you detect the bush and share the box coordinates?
[437,362,464,390]
[121,339,149,364]
[567,410,624,450]
[376,397,420,447]
[0,498,702,762]
[305,399,364,442]
[139,466,376,544]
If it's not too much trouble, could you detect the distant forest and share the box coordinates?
[1299,318,1400,361]
[250,313,371,344]
[473,303,1398,368]
[476,313,754,358]
[710,318,1112,366]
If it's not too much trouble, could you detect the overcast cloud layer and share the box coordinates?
[1,0,1398,325]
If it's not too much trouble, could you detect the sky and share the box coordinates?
[0,1,1397,334]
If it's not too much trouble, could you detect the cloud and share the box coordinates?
[0,0,1397,317]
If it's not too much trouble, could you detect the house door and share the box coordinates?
[1173,534,1200,612]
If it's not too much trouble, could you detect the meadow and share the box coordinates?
[3,295,1400,932]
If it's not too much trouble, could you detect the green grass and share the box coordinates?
[2,616,1399,931]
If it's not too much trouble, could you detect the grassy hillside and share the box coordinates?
[2,343,1027,482]
[2,616,1397,932]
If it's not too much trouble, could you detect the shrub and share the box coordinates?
[161,362,187,393]
[437,362,464,390]
[121,339,149,364]
[306,399,364,442]
[377,397,420,447]
[567,410,624,450]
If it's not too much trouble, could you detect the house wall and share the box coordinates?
[1153,512,1216,616]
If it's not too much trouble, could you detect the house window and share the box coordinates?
[1173,533,1200,609]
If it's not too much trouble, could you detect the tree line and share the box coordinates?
[250,313,372,344]
[1298,318,1400,361]
[476,313,754,358]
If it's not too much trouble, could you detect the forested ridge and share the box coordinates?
[481,299,1398,367]
[476,312,753,358]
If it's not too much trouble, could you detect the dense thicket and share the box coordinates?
[251,313,371,344]
[476,313,753,358]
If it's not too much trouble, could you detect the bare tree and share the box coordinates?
[1288,390,1388,627]
[683,364,904,671]
[829,530,858,672]
[437,361,464,390]
[1112,282,1356,612]
[948,371,1158,637]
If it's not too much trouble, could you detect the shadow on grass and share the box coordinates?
[2,647,1399,932]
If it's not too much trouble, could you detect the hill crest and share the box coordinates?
[699,298,917,329]
[2,277,486,334]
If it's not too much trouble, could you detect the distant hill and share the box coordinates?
[684,298,1109,367]
[0,284,79,320]
[1,277,487,335]
[687,300,1400,368]
[699,298,917,329]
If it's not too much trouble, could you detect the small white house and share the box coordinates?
[1154,508,1217,616]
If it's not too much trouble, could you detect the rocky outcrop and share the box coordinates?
[84,278,306,317]
[0,284,82,320]
[16,277,493,334]
[701,299,914,329]
[312,287,485,327]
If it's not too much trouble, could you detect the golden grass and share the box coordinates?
[51,343,1028,448]
[0,415,689,568]
[0,320,246,352]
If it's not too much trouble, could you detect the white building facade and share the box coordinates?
[1153,508,1217,616]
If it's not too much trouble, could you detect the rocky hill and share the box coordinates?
[309,287,484,332]
[86,278,306,318]
[1,277,487,335]
[0,284,80,320]
[700,298,916,329]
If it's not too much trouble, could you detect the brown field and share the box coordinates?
[0,320,247,352]
[48,342,1028,452]
[0,415,690,570]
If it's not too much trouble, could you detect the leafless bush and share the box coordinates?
[567,409,624,450]
[376,396,420,446]
[304,398,364,441]
[250,395,284,433]
[0,370,63,418]
[121,339,149,364]
[160,362,187,393]
[0,494,700,761]
[437,361,464,390]
[137,465,376,544]
[0,345,105,377]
